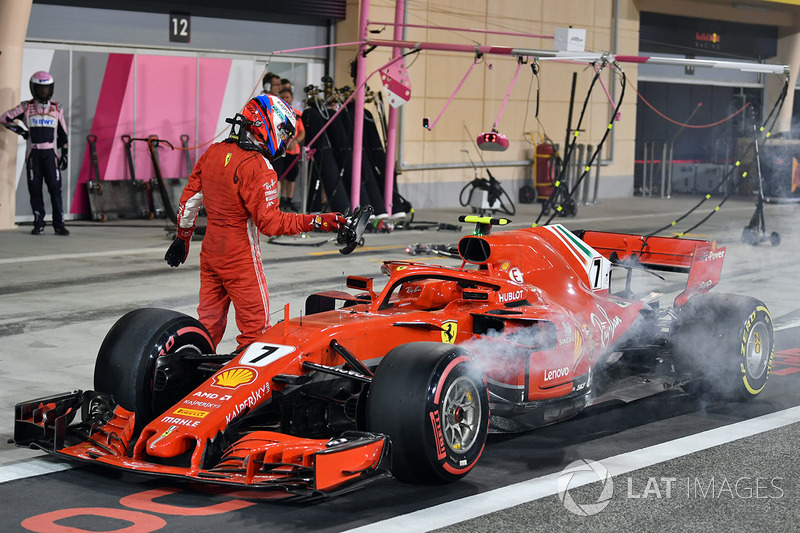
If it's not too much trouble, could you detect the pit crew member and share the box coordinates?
[1,71,69,235]
[275,84,304,211]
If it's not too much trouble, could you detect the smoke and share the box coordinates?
[651,193,800,329]
[713,208,799,330]
[460,324,572,387]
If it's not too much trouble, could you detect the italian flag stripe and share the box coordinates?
[554,225,593,260]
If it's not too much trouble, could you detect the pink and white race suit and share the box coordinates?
[1,99,68,229]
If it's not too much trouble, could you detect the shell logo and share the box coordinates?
[212,367,257,388]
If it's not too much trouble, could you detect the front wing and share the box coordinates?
[14,391,391,500]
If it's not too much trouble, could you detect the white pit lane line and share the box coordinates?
[0,456,75,484]
[0,247,166,265]
[344,405,800,533]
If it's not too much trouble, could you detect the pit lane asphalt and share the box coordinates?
[1,196,799,532]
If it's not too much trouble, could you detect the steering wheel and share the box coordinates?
[337,205,373,254]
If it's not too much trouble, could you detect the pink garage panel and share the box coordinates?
[135,55,198,181]
[196,57,233,160]
[72,53,135,215]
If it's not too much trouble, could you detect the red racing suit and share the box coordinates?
[176,140,319,349]
[1,99,68,229]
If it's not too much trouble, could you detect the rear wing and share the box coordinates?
[578,230,726,306]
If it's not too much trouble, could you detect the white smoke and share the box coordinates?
[460,325,570,383]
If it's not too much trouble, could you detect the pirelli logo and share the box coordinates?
[173,408,209,419]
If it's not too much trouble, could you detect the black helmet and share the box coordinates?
[30,71,54,103]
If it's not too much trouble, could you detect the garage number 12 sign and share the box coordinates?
[169,12,191,43]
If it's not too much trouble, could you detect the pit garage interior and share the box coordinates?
[1,1,800,531]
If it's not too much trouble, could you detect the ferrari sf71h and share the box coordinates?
[14,214,774,499]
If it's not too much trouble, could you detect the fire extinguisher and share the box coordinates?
[535,141,558,200]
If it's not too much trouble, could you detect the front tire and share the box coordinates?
[673,293,774,401]
[94,308,214,429]
[366,342,489,484]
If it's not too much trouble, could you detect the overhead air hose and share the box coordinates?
[646,73,790,238]
[534,58,626,227]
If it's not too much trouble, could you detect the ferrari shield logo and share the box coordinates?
[441,321,457,344]
[225,153,232,166]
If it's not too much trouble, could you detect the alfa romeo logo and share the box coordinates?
[557,459,614,516]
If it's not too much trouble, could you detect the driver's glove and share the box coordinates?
[57,146,68,171]
[311,212,346,231]
[6,124,29,140]
[165,225,194,267]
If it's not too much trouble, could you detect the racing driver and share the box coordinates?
[165,94,345,349]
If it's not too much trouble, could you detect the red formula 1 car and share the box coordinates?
[14,213,774,499]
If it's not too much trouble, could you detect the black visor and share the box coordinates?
[33,84,53,102]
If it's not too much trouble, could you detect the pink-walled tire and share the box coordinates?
[94,308,214,430]
[367,342,490,484]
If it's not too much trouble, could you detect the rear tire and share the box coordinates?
[94,308,214,429]
[673,293,773,401]
[366,342,489,484]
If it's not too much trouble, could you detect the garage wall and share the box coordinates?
[26,3,328,58]
[11,4,329,221]
[334,0,641,209]
[12,44,320,221]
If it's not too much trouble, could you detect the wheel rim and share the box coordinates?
[151,343,204,416]
[442,376,482,454]
[745,321,770,379]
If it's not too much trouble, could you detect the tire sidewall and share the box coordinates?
[94,308,214,424]
[423,353,489,481]
[132,315,211,419]
[674,294,774,401]
[734,304,773,398]
[366,342,490,484]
